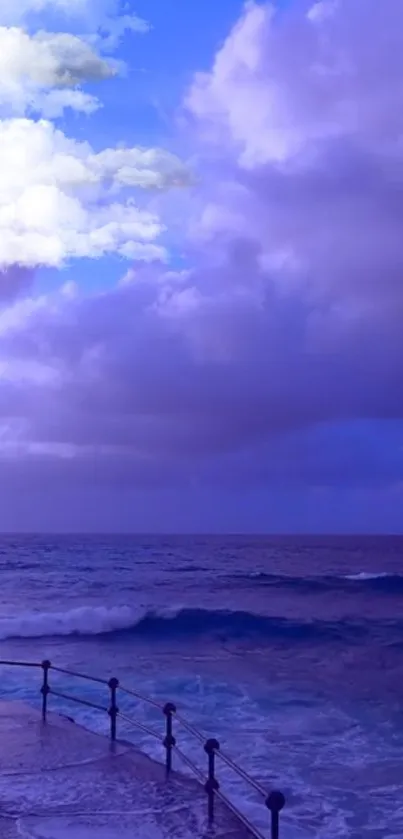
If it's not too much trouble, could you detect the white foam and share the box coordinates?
[0,605,140,639]
[344,571,391,581]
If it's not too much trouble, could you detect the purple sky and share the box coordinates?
[1,0,403,532]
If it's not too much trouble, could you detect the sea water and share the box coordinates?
[0,534,402,838]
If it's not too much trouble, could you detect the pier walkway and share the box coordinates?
[0,701,252,839]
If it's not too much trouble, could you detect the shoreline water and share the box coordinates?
[1,534,402,837]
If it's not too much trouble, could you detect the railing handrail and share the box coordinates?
[0,657,286,839]
[118,682,165,711]
[50,664,110,686]
[0,659,41,668]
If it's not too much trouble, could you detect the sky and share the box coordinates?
[1,0,403,533]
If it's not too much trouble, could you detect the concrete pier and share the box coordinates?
[0,701,254,839]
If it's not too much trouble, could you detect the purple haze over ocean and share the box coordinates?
[0,534,403,838]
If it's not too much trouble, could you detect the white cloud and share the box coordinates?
[0,3,183,270]
[33,87,102,118]
[0,0,149,33]
[0,0,91,25]
[0,27,116,116]
[97,13,150,51]
[0,119,190,267]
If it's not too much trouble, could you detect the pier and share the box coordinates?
[0,659,286,839]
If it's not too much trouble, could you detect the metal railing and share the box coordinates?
[0,658,286,839]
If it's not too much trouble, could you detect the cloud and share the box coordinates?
[0,0,149,37]
[0,256,402,492]
[186,0,403,167]
[182,0,403,329]
[0,119,190,268]
[0,27,117,116]
[0,1,188,270]
[1,0,403,499]
[97,12,150,51]
[0,0,84,23]
[0,0,115,22]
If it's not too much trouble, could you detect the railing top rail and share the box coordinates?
[118,709,162,743]
[49,688,107,715]
[0,659,41,668]
[175,711,206,744]
[50,665,109,687]
[216,788,267,839]
[218,748,267,799]
[118,683,163,711]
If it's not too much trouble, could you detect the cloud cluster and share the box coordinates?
[0,0,188,272]
[187,0,403,166]
[0,26,116,116]
[0,119,190,268]
[2,0,403,499]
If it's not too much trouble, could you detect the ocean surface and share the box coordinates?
[0,534,402,838]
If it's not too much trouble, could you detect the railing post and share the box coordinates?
[108,677,119,741]
[266,790,286,839]
[204,738,220,826]
[163,702,176,776]
[41,660,51,722]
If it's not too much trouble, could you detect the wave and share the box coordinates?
[231,571,403,593]
[0,604,395,644]
[175,565,210,573]
[344,572,390,581]
[0,605,137,640]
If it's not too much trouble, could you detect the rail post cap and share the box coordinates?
[204,738,220,754]
[108,677,119,689]
[41,660,51,669]
[266,791,286,812]
[163,702,177,716]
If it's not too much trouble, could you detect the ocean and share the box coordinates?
[0,534,402,839]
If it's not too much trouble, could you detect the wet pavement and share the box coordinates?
[0,701,254,839]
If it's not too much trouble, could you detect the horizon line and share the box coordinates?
[0,531,402,538]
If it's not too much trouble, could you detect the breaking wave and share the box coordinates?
[0,604,397,644]
[0,605,138,640]
[231,571,403,593]
[344,571,392,581]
